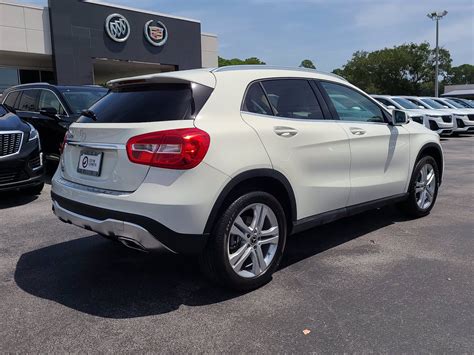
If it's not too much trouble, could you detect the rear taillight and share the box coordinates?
[126,128,210,170]
[59,132,68,155]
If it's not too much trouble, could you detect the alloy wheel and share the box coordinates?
[415,163,436,210]
[227,203,279,278]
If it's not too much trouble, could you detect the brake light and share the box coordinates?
[126,128,210,170]
[59,132,68,155]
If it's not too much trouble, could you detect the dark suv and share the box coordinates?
[0,104,44,194]
[2,83,107,161]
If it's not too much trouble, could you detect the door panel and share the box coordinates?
[319,81,411,205]
[338,122,410,204]
[241,113,351,219]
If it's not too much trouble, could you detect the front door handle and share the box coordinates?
[274,126,298,137]
[349,127,366,136]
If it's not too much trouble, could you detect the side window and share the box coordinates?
[39,90,66,115]
[321,82,385,123]
[261,79,324,120]
[17,89,40,112]
[3,91,20,109]
[242,82,273,116]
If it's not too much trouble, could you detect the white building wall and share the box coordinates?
[201,32,218,68]
[0,1,52,55]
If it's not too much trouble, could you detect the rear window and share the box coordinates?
[77,83,213,123]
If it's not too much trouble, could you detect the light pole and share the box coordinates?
[427,10,448,97]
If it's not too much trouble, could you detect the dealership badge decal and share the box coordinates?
[105,13,130,42]
[144,20,168,46]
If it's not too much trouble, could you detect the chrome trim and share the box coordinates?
[55,176,129,196]
[0,131,24,159]
[53,200,174,253]
[66,141,126,150]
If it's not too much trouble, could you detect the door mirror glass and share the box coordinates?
[392,109,408,125]
[40,106,58,118]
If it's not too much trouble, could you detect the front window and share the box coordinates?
[59,87,108,114]
[392,98,420,110]
[17,89,40,112]
[39,90,66,115]
[420,98,445,109]
[321,82,385,123]
[444,99,464,109]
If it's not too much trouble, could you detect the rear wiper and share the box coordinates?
[81,109,97,121]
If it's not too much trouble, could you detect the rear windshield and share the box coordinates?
[59,87,108,114]
[77,83,213,123]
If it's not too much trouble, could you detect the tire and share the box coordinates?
[22,182,44,196]
[398,156,439,218]
[200,191,287,291]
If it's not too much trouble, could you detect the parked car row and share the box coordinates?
[372,95,474,135]
[0,83,108,194]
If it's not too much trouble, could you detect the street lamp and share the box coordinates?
[427,10,448,97]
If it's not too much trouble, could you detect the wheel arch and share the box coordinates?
[203,169,297,234]
[415,142,444,184]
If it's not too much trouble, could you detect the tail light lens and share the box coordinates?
[126,128,210,170]
[59,132,69,155]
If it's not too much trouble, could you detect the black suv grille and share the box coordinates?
[441,115,452,123]
[0,132,23,157]
[468,114,474,121]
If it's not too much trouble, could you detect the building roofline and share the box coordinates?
[83,0,201,23]
[0,0,46,10]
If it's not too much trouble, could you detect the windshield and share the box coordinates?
[444,99,465,109]
[392,97,419,109]
[59,87,108,114]
[420,98,446,109]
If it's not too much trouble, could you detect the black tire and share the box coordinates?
[398,156,439,218]
[22,182,44,196]
[200,191,287,291]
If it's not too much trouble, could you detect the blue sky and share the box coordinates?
[14,0,474,72]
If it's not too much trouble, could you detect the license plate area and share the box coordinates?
[77,151,103,177]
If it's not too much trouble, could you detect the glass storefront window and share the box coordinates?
[0,68,19,93]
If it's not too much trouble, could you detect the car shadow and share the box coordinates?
[0,191,39,209]
[14,205,409,319]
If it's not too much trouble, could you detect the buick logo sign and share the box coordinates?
[105,13,130,42]
[144,20,168,46]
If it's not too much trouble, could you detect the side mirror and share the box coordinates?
[418,105,425,109]
[387,105,396,110]
[39,107,58,118]
[392,109,409,125]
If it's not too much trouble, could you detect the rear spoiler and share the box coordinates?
[107,70,216,90]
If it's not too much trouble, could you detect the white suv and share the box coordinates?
[372,95,453,135]
[52,66,444,290]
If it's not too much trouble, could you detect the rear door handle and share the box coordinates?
[274,126,298,137]
[349,127,366,135]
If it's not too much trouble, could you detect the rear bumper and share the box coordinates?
[51,192,209,254]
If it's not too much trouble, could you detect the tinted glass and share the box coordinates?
[18,89,40,112]
[59,87,108,114]
[392,97,419,109]
[78,83,211,123]
[420,98,445,109]
[0,105,7,116]
[444,99,464,108]
[19,69,40,84]
[322,82,385,123]
[261,80,323,119]
[39,90,66,115]
[3,91,20,109]
[242,82,273,115]
[0,68,19,93]
[405,98,428,108]
[374,98,392,106]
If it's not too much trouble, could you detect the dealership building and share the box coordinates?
[0,0,218,92]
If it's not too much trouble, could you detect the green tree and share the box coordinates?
[445,64,474,85]
[218,56,266,67]
[300,59,316,69]
[332,42,452,96]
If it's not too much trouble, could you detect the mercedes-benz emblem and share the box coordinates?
[105,13,130,42]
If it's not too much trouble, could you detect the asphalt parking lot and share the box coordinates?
[1,135,473,353]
